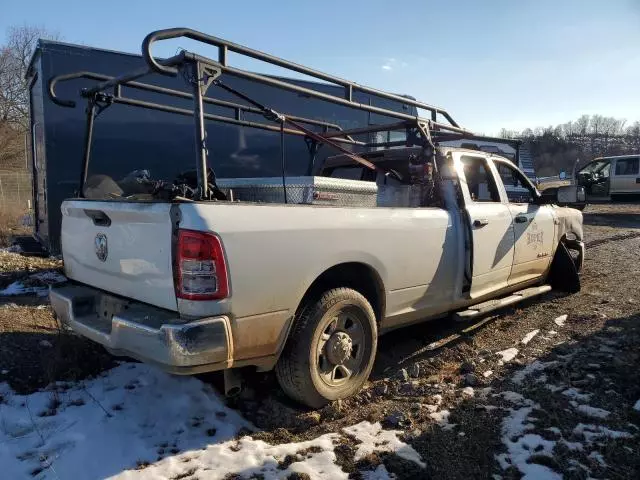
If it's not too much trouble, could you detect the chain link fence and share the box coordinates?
[0,170,32,210]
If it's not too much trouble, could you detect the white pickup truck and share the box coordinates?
[50,146,584,407]
[48,28,584,408]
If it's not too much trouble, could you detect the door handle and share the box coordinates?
[514,215,529,224]
[473,218,489,227]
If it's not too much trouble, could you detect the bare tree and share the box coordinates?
[574,115,590,135]
[0,25,59,131]
[0,25,58,170]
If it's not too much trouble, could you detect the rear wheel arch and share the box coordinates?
[294,262,386,324]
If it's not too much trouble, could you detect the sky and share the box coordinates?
[2,0,639,135]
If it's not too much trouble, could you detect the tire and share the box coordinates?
[548,243,580,293]
[276,288,378,408]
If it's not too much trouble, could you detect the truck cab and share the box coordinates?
[321,146,575,299]
[577,155,640,199]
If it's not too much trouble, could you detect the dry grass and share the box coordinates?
[0,203,29,247]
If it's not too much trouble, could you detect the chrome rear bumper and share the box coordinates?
[50,284,232,373]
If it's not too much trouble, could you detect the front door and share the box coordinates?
[456,154,515,298]
[611,157,640,194]
[494,160,555,285]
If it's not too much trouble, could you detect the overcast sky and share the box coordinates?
[3,0,639,135]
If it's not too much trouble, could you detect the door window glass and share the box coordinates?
[614,158,640,176]
[460,156,500,202]
[495,161,536,203]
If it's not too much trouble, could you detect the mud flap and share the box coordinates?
[548,243,581,293]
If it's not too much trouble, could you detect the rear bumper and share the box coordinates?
[50,284,232,374]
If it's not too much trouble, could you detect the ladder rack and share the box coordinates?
[48,27,520,200]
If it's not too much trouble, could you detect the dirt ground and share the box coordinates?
[1,202,639,479]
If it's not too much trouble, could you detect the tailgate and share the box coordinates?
[61,200,177,311]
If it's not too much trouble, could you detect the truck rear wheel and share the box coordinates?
[276,288,377,408]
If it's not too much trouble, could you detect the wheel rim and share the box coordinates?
[315,307,367,387]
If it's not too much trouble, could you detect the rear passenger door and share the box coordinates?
[494,159,555,285]
[611,157,640,194]
[455,154,515,298]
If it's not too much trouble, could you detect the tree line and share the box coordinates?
[499,115,640,177]
[0,25,57,170]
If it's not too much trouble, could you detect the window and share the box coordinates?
[370,130,407,151]
[460,156,500,202]
[614,158,639,176]
[495,161,536,203]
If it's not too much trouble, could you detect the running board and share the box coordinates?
[454,285,552,321]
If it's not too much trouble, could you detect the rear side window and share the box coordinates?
[614,158,639,176]
[460,156,501,202]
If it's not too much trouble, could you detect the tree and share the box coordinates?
[521,128,534,139]
[0,25,58,170]
[502,114,639,177]
[574,115,589,135]
[0,25,59,131]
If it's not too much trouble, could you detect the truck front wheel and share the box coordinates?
[276,288,378,408]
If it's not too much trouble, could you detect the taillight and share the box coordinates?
[175,230,229,300]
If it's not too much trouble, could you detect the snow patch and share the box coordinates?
[562,388,592,402]
[343,422,425,468]
[545,384,564,393]
[123,431,345,480]
[588,451,607,467]
[521,330,540,345]
[573,423,632,443]
[561,439,584,451]
[575,404,610,419]
[496,348,518,364]
[429,410,453,429]
[500,391,527,405]
[499,401,560,480]
[553,314,568,326]
[361,464,394,479]
[483,370,493,378]
[512,361,558,385]
[0,363,425,479]
[461,387,475,398]
[0,270,67,297]
[633,399,640,412]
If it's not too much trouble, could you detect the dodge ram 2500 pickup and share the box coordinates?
[48,28,584,407]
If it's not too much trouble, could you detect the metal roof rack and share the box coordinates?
[48,27,520,200]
